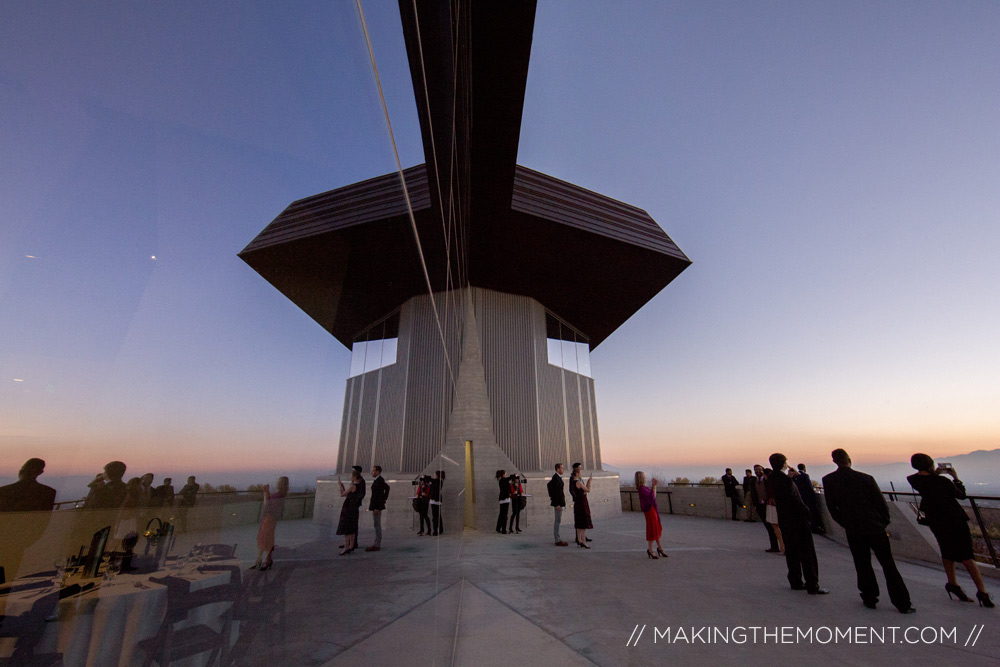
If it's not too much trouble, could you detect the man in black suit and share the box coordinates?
[0,458,56,580]
[547,463,568,546]
[794,463,825,534]
[767,453,828,594]
[822,449,914,613]
[740,469,756,521]
[366,465,390,552]
[721,468,741,521]
[0,458,56,512]
[84,461,128,509]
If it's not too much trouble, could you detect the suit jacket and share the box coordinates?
[907,473,969,525]
[766,470,811,530]
[0,479,56,512]
[369,476,390,511]
[821,466,889,536]
[721,474,739,497]
[547,474,566,507]
[743,475,759,504]
[792,472,818,507]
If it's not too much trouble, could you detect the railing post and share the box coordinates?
[969,498,1000,568]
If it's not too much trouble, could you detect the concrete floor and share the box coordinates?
[186,512,1000,667]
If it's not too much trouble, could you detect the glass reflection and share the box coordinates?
[544,312,592,378]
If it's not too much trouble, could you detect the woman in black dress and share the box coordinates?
[496,469,510,534]
[336,466,366,555]
[570,463,592,548]
[908,453,993,607]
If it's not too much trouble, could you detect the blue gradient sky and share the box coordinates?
[2,2,998,481]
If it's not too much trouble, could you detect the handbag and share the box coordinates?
[516,495,527,511]
[412,498,421,512]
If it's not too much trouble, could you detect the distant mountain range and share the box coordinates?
[605,448,1000,497]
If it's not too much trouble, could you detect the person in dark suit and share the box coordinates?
[0,459,56,512]
[822,449,914,613]
[496,469,510,534]
[766,453,828,594]
[740,469,755,521]
[794,463,825,534]
[84,461,128,509]
[721,468,741,521]
[547,463,568,546]
[366,465,390,551]
[908,453,994,607]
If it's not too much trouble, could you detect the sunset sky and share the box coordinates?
[2,2,999,484]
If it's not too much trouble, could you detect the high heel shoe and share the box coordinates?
[248,562,260,570]
[646,550,658,559]
[945,583,973,602]
[656,548,668,558]
[977,591,995,608]
[259,561,273,571]
[578,541,590,549]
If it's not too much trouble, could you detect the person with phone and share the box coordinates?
[907,453,994,607]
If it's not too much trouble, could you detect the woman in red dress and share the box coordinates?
[635,471,666,559]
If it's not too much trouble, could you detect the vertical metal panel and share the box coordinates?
[372,361,406,471]
[475,288,539,472]
[537,362,566,469]
[588,379,602,469]
[400,291,458,472]
[352,375,378,469]
[564,373,584,469]
[337,379,356,473]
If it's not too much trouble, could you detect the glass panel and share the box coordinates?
[546,338,562,367]
[575,341,592,378]
[364,338,383,373]
[381,337,398,367]
[561,339,578,373]
[349,341,367,377]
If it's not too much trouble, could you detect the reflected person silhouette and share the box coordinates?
[252,476,288,570]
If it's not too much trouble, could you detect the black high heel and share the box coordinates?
[977,591,995,608]
[656,548,668,558]
[646,550,658,559]
[945,583,973,602]
[578,541,590,549]
[259,561,273,571]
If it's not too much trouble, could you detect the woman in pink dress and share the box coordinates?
[635,472,667,559]
[251,476,288,570]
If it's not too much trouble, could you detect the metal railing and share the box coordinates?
[621,483,1000,569]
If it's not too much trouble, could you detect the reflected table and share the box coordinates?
[0,558,238,667]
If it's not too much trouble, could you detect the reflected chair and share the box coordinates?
[0,590,63,666]
[139,574,239,667]
[223,564,296,666]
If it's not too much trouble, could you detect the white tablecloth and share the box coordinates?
[1,559,237,667]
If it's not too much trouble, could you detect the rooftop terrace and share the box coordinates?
[184,511,997,666]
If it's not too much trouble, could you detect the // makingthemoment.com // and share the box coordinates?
[625,624,985,647]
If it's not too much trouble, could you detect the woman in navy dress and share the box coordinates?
[908,453,993,607]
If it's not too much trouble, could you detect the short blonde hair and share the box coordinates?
[634,471,646,488]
